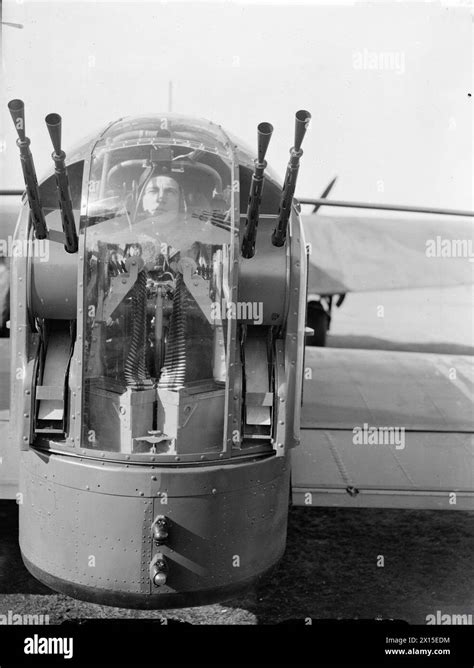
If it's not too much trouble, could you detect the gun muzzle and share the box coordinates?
[45,113,62,155]
[8,98,26,141]
[8,99,48,239]
[272,110,311,247]
[241,121,273,259]
[312,176,337,213]
[257,122,273,163]
[45,112,78,253]
[294,109,311,152]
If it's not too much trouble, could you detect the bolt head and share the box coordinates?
[153,572,167,586]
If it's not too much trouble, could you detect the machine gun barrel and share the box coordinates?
[8,99,48,239]
[45,113,78,253]
[272,110,311,247]
[241,122,273,258]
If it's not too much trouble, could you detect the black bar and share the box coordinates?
[0,621,472,665]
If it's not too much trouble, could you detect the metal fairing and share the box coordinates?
[19,449,290,607]
[5,110,305,606]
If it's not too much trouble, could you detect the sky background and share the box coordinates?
[1,0,472,211]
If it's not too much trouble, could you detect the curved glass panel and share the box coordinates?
[81,131,235,457]
[98,114,231,157]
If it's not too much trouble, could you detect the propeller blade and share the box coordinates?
[312,177,337,213]
[1,21,24,29]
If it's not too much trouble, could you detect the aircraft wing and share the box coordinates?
[303,214,474,294]
[292,347,474,510]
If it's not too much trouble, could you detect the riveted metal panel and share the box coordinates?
[73,494,153,593]
[19,448,290,605]
[20,463,155,594]
[0,338,18,498]
[148,473,289,595]
[20,464,78,580]
[22,447,287,497]
[9,205,39,451]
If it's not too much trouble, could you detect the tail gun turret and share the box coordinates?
[45,113,78,253]
[8,99,48,239]
[241,121,273,258]
[272,110,311,247]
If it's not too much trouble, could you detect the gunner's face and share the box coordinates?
[142,176,180,216]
